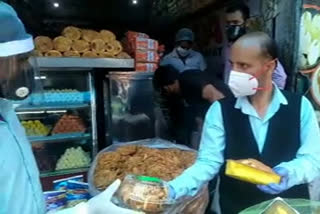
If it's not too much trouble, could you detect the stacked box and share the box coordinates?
[124,31,160,72]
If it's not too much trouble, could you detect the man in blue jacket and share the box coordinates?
[0,2,141,214]
[169,32,320,213]
[160,28,207,73]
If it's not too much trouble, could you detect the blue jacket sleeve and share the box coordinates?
[169,101,225,198]
[199,54,207,71]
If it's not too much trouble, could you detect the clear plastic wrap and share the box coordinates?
[116,175,175,213]
[88,138,209,214]
[240,198,320,214]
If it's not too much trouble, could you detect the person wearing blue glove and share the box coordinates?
[257,168,290,195]
[0,3,142,214]
[168,32,320,214]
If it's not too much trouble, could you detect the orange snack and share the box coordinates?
[91,39,106,53]
[45,50,62,57]
[53,36,72,52]
[93,146,196,190]
[62,26,81,40]
[34,36,53,52]
[52,114,86,134]
[116,52,132,59]
[82,51,98,58]
[100,30,116,43]
[64,50,80,57]
[71,40,90,53]
[81,29,100,42]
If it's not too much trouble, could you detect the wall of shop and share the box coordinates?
[297,0,320,201]
[298,0,320,110]
[8,0,154,39]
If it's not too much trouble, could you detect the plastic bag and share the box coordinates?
[178,185,209,214]
[88,138,209,214]
[240,198,320,214]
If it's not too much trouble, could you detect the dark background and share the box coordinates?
[6,0,155,38]
[5,0,233,50]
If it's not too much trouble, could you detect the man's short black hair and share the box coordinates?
[153,65,180,90]
[226,3,250,21]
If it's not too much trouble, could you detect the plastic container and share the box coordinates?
[240,198,320,214]
[30,91,91,105]
[116,175,175,213]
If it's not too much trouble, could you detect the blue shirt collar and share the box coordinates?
[234,84,288,121]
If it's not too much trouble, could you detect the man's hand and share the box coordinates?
[202,84,225,103]
[257,167,290,195]
[87,179,144,214]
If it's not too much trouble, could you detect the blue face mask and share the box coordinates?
[177,46,191,57]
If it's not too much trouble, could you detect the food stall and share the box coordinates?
[15,57,135,190]
[5,0,320,212]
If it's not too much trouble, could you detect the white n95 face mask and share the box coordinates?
[177,46,191,57]
[228,70,259,97]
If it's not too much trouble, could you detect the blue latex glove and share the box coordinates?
[257,167,290,195]
[168,185,176,200]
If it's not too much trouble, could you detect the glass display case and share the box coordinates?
[104,72,155,143]
[14,57,134,188]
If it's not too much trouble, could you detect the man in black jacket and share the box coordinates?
[153,65,232,148]
[168,32,320,214]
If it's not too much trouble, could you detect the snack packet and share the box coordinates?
[44,190,67,212]
[225,160,281,185]
[53,175,83,190]
[66,181,90,208]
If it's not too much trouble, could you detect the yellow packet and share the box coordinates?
[225,160,281,185]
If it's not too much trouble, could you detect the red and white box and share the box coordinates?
[126,31,149,40]
[135,50,159,63]
[136,63,158,72]
[134,38,159,51]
